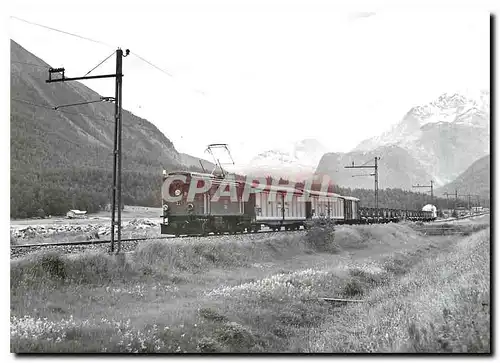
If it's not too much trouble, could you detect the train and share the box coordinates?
[160,170,437,236]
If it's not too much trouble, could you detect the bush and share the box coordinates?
[10,232,18,246]
[197,337,222,353]
[39,252,67,279]
[304,219,340,253]
[214,322,259,352]
[11,251,135,286]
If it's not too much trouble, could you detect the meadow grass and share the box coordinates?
[10,222,490,353]
[303,228,490,353]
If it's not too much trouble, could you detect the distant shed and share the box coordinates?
[66,210,88,219]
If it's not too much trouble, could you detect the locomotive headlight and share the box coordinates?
[174,189,182,196]
[187,203,194,211]
[163,204,169,212]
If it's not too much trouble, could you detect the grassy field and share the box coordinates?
[304,228,490,353]
[10,221,490,353]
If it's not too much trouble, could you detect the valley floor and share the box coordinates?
[10,221,490,353]
[10,206,162,228]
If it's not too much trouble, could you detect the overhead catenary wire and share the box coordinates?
[11,61,49,68]
[11,15,204,151]
[11,16,177,80]
[11,98,117,125]
[130,52,173,78]
[130,52,208,97]
[11,98,134,160]
[10,16,115,49]
[11,16,205,97]
[130,51,207,98]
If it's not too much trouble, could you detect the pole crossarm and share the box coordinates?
[351,173,375,177]
[46,73,120,83]
[443,190,482,217]
[344,165,375,169]
[412,180,434,206]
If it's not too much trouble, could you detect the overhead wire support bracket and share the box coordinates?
[52,97,115,110]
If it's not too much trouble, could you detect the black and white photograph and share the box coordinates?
[7,0,492,354]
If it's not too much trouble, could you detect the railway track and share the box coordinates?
[432,212,489,223]
[10,229,300,259]
[13,214,487,259]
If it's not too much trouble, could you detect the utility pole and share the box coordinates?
[443,192,453,218]
[113,48,124,253]
[412,180,434,206]
[47,48,129,253]
[443,189,458,218]
[345,157,380,221]
[457,193,479,217]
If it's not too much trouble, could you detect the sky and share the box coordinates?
[7,0,490,165]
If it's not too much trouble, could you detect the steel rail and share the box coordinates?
[10,229,295,249]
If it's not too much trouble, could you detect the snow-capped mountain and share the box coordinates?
[353,90,490,185]
[356,90,489,152]
[237,139,329,180]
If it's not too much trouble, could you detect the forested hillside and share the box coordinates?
[10,40,200,218]
[331,186,456,211]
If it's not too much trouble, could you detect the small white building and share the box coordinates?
[66,210,88,219]
[422,204,437,218]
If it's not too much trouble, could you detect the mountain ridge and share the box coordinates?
[242,91,489,188]
[352,91,490,185]
[435,155,490,201]
[10,39,205,218]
